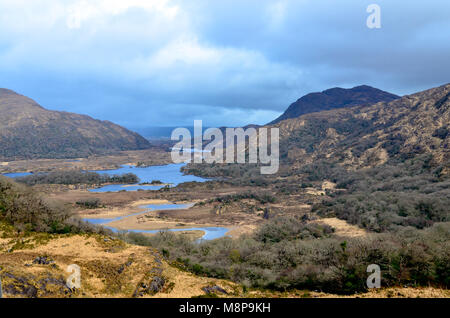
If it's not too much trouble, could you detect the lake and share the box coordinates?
[2,163,207,193]
[89,163,207,192]
[2,172,32,178]
[83,203,229,241]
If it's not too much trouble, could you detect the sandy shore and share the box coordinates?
[78,199,171,219]
[80,199,220,233]
[108,215,218,231]
[129,199,170,207]
[79,198,252,240]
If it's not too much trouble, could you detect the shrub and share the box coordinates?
[0,176,108,234]
[16,170,139,186]
[76,198,102,209]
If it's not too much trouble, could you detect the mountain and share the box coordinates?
[269,85,400,124]
[0,89,151,160]
[185,83,449,178]
[273,83,449,168]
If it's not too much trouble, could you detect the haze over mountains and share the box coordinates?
[0,89,151,160]
[270,85,400,124]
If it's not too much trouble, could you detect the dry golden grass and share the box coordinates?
[0,232,235,298]
[313,217,369,238]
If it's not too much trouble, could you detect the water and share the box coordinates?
[89,163,207,192]
[2,172,32,178]
[171,147,211,153]
[83,203,229,241]
[2,163,207,192]
[125,227,229,241]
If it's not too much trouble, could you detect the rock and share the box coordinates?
[301,214,309,222]
[149,276,165,293]
[263,207,270,220]
[32,256,54,265]
[118,260,133,274]
[149,267,163,276]
[202,285,228,295]
[3,273,38,298]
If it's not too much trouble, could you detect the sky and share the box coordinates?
[0,0,449,129]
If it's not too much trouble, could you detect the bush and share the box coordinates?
[125,221,450,294]
[76,198,102,209]
[254,217,333,243]
[310,155,449,231]
[16,170,139,186]
[0,176,108,234]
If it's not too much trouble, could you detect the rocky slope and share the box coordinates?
[0,89,151,160]
[273,83,449,169]
[0,226,237,298]
[270,85,400,124]
[1,223,448,298]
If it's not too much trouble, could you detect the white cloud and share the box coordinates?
[65,0,179,29]
[266,1,288,31]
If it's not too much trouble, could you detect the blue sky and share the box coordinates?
[0,0,449,129]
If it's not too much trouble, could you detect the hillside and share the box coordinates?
[0,228,237,298]
[269,85,400,124]
[275,83,449,168]
[1,175,448,298]
[184,83,450,233]
[0,89,151,160]
[2,224,447,298]
[186,83,448,176]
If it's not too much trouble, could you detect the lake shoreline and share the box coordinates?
[81,201,231,241]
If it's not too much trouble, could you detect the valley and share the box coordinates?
[0,83,448,299]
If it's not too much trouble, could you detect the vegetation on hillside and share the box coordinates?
[124,217,450,294]
[307,154,449,232]
[172,85,450,293]
[0,176,107,234]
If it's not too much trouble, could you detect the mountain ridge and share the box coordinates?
[269,85,400,124]
[272,82,450,169]
[0,89,152,160]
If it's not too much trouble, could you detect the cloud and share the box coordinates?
[65,0,179,29]
[0,0,448,128]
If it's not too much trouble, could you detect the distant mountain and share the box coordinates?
[273,83,449,168]
[269,85,400,124]
[0,89,151,160]
[135,127,187,139]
